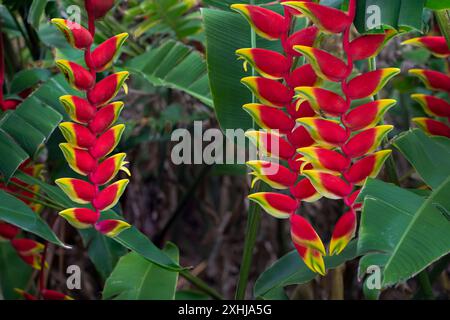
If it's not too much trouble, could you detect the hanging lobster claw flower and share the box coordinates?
[294,87,348,116]
[41,289,74,301]
[409,69,450,93]
[230,4,288,40]
[51,19,93,50]
[346,68,400,100]
[290,214,326,255]
[294,244,326,275]
[59,96,96,124]
[411,94,450,118]
[95,219,131,237]
[285,26,320,57]
[402,36,450,58]
[59,143,97,175]
[89,124,125,159]
[59,122,96,149]
[85,0,115,19]
[55,178,96,204]
[236,48,290,79]
[92,179,129,211]
[287,64,320,88]
[344,150,392,185]
[246,130,295,160]
[345,190,362,211]
[11,239,45,256]
[329,210,357,255]
[89,102,124,134]
[87,72,129,106]
[293,46,348,82]
[59,208,100,229]
[15,289,38,301]
[297,117,349,148]
[288,153,313,173]
[241,77,293,108]
[91,33,129,72]
[282,1,351,34]
[297,147,350,173]
[349,30,397,61]
[342,99,397,132]
[302,170,353,200]
[0,222,20,241]
[246,160,297,189]
[243,103,295,134]
[342,125,393,159]
[1,99,21,111]
[290,178,322,202]
[248,192,298,219]
[89,153,130,185]
[412,118,450,138]
[18,253,47,270]
[288,100,316,119]
[56,60,95,91]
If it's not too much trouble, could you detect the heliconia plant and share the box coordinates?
[403,36,450,138]
[232,0,399,275]
[52,0,131,238]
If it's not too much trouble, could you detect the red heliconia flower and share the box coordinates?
[87,72,129,106]
[243,103,295,134]
[55,178,96,204]
[294,87,348,116]
[287,126,316,149]
[246,160,297,189]
[59,122,97,149]
[89,153,130,185]
[342,99,397,132]
[59,143,97,175]
[59,208,100,229]
[345,190,362,211]
[402,36,450,58]
[56,60,95,91]
[241,76,293,108]
[59,96,96,124]
[294,46,348,82]
[85,0,115,19]
[89,124,125,159]
[329,210,357,255]
[246,130,295,160]
[95,219,131,237]
[90,33,129,72]
[297,117,349,148]
[411,94,450,118]
[41,289,74,300]
[342,125,393,159]
[236,48,290,79]
[0,222,20,241]
[297,147,350,173]
[18,253,46,270]
[288,153,313,173]
[1,99,21,111]
[302,170,353,200]
[412,118,450,138]
[409,69,450,93]
[15,289,38,301]
[285,26,320,57]
[248,192,298,219]
[89,102,124,134]
[92,179,129,211]
[282,1,352,34]
[287,64,320,88]
[346,68,400,100]
[344,150,392,185]
[287,100,316,119]
[11,239,44,256]
[290,178,322,202]
[293,244,326,275]
[231,4,288,40]
[51,19,93,50]
[349,30,397,61]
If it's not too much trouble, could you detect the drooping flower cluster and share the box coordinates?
[233,0,399,274]
[403,36,450,138]
[52,0,131,237]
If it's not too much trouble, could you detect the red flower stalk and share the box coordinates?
[233,0,398,274]
[403,36,450,138]
[52,1,131,238]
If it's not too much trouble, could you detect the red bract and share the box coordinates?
[85,0,115,20]
[234,0,397,274]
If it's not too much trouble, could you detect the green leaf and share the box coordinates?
[0,242,32,300]
[28,0,48,29]
[394,129,450,189]
[0,190,66,247]
[103,242,180,300]
[357,178,450,286]
[126,40,213,107]
[425,0,450,10]
[10,68,51,95]
[254,240,359,298]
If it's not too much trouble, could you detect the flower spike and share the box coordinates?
[243,104,295,134]
[302,170,353,200]
[402,36,450,58]
[91,33,129,72]
[236,48,290,79]
[241,77,293,108]
[294,87,348,116]
[92,179,129,211]
[87,72,130,106]
[89,102,125,134]
[248,192,298,219]
[342,125,393,159]
[297,117,349,148]
[342,99,397,132]
[346,68,400,100]
[412,118,450,138]
[329,210,357,255]
[410,94,450,118]
[409,69,450,93]
[89,124,125,159]
[344,150,392,185]
[89,153,130,185]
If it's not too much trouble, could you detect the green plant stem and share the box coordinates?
[367,56,400,185]
[180,270,223,300]
[417,270,434,300]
